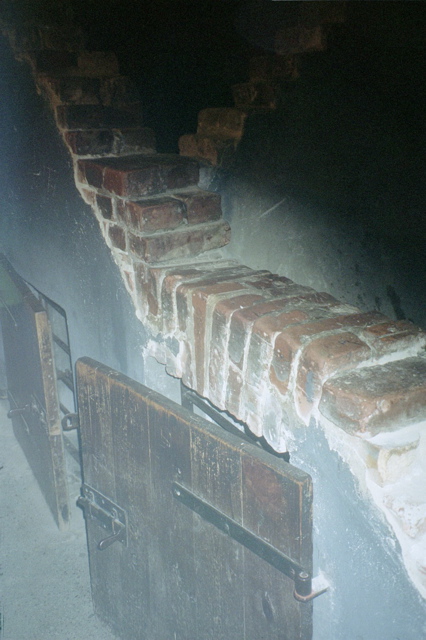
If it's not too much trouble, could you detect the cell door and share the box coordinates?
[0,255,69,529]
[76,357,315,640]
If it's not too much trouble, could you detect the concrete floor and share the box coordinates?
[0,400,118,640]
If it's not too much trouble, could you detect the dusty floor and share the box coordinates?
[0,400,118,640]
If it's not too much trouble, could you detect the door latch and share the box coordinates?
[77,484,128,550]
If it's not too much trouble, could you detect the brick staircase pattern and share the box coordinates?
[1,5,426,597]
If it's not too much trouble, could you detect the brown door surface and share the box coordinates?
[0,255,69,529]
[76,357,313,640]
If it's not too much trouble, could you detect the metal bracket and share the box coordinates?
[77,484,128,550]
[172,481,327,602]
[61,413,79,431]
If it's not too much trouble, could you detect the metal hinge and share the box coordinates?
[77,484,128,550]
[172,481,328,602]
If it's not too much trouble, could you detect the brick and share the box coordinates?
[271,311,387,395]
[232,81,277,111]
[95,194,114,220]
[295,331,371,423]
[108,224,126,251]
[360,320,426,358]
[229,291,339,371]
[178,133,237,166]
[208,293,266,407]
[56,105,143,130]
[171,189,222,224]
[192,282,256,394]
[129,219,230,263]
[117,197,185,233]
[38,76,101,105]
[64,130,114,155]
[99,76,140,108]
[78,155,199,198]
[113,128,156,154]
[174,266,258,334]
[197,108,247,140]
[319,356,426,436]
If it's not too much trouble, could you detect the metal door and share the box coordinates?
[76,357,314,640]
[0,255,69,529]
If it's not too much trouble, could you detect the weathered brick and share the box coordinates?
[38,76,102,105]
[295,331,371,423]
[232,81,277,111]
[113,128,156,154]
[171,189,222,224]
[225,365,244,417]
[162,263,248,335]
[229,291,339,371]
[78,155,199,198]
[64,130,114,155]
[108,224,126,251]
[271,311,387,395]
[174,267,262,334]
[197,108,247,140]
[178,133,237,166]
[117,197,185,233]
[95,194,114,220]
[319,357,426,436]
[129,220,230,263]
[192,281,256,394]
[360,320,426,358]
[56,105,143,130]
[208,293,266,407]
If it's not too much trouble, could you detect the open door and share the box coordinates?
[76,357,314,640]
[0,255,69,529]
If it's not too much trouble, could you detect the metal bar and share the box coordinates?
[52,333,71,356]
[0,292,18,327]
[57,369,75,392]
[172,481,307,583]
[181,384,258,444]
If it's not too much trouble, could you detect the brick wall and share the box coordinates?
[2,5,426,601]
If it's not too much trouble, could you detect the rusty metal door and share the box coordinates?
[76,357,314,640]
[0,255,69,529]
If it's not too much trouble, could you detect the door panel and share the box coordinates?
[0,255,69,529]
[76,357,313,640]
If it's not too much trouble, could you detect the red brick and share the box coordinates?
[78,155,199,198]
[192,282,255,394]
[117,197,185,233]
[225,365,244,417]
[171,189,222,224]
[129,220,230,263]
[174,267,262,334]
[245,310,310,401]
[163,264,252,335]
[271,311,387,395]
[178,133,236,166]
[64,130,114,155]
[319,357,426,436]
[360,320,426,357]
[208,293,266,407]
[108,224,126,251]
[229,291,340,370]
[295,332,371,423]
